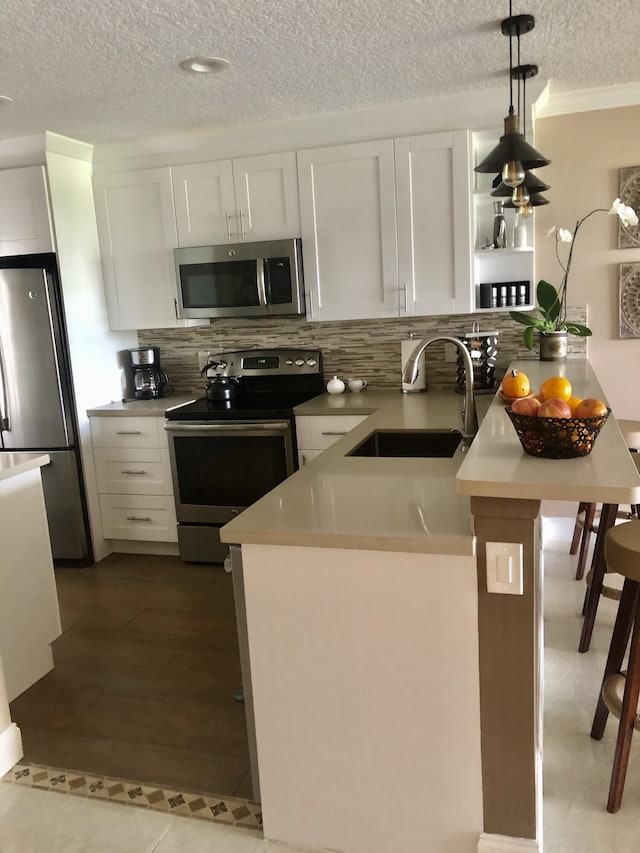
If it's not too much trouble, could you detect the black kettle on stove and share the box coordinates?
[201,360,243,402]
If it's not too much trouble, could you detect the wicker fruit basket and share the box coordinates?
[505,407,611,459]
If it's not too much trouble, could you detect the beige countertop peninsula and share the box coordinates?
[0,453,50,483]
[220,357,640,555]
[222,388,485,556]
[457,358,640,504]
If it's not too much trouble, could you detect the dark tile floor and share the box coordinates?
[9,553,251,798]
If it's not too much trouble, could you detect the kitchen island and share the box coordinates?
[220,358,640,853]
[0,455,60,776]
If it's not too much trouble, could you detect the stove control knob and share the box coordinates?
[285,358,294,366]
[306,358,317,367]
[295,358,305,366]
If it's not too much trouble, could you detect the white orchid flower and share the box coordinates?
[609,197,639,228]
[557,228,573,243]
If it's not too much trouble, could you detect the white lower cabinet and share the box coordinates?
[296,414,369,467]
[90,415,177,544]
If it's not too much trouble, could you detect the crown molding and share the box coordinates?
[538,81,640,118]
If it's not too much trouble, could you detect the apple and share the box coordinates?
[511,396,541,416]
[536,397,572,419]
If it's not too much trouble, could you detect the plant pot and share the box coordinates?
[539,330,568,361]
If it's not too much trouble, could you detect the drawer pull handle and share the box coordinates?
[126,515,152,522]
[321,431,347,436]
[121,469,147,475]
[116,430,142,435]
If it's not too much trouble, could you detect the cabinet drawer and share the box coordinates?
[94,447,173,496]
[296,414,369,450]
[90,416,164,449]
[99,494,177,542]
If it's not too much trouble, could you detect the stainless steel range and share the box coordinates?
[165,348,324,563]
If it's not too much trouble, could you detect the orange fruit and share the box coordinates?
[502,369,530,398]
[567,396,583,415]
[539,375,572,402]
[573,398,608,419]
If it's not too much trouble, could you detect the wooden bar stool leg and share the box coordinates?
[591,579,639,739]
[608,591,640,813]
[570,502,587,555]
[575,502,596,581]
[579,503,619,653]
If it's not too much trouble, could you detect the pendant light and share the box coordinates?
[475,2,550,183]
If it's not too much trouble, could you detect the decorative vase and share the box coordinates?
[492,200,507,249]
[512,212,528,249]
[539,330,568,361]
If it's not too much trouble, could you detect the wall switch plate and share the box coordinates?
[486,542,523,595]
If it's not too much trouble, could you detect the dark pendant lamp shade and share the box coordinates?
[474,3,551,193]
[475,112,550,174]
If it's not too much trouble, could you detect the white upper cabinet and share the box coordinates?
[172,151,300,247]
[297,139,400,321]
[395,130,474,316]
[93,167,205,331]
[0,166,54,255]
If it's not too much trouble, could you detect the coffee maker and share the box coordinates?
[128,347,171,399]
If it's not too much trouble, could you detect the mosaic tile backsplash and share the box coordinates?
[139,309,588,396]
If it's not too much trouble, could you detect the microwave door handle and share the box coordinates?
[0,336,9,431]
[256,259,268,307]
[263,258,273,304]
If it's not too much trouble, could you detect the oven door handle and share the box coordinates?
[164,421,290,433]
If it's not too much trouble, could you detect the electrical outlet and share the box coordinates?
[486,542,523,595]
[444,343,458,363]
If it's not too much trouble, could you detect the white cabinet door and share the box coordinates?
[173,152,299,246]
[172,160,236,246]
[0,166,54,255]
[395,130,474,317]
[297,140,399,321]
[93,168,204,330]
[232,152,300,241]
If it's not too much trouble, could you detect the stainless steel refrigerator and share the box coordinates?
[0,253,91,562]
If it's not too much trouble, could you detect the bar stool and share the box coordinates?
[579,453,640,653]
[571,420,640,584]
[590,520,640,812]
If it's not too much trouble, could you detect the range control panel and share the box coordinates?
[204,349,322,379]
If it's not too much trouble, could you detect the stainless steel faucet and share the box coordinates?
[401,335,478,438]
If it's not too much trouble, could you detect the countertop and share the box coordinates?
[221,388,485,556]
[0,454,50,483]
[86,395,196,416]
[220,357,640,554]
[457,358,640,504]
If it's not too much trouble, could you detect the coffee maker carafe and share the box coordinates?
[129,347,171,399]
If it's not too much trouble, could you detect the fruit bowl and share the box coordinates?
[505,407,611,458]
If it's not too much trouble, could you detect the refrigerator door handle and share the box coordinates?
[0,335,9,431]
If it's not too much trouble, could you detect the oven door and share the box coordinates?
[165,419,295,524]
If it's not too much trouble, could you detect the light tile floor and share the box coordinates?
[3,516,640,851]
[543,516,640,852]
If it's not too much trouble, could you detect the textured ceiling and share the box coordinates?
[0,0,638,145]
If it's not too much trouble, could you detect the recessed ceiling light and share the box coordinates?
[180,57,230,74]
[0,95,13,106]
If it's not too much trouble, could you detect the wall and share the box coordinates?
[139,309,587,397]
[535,105,640,417]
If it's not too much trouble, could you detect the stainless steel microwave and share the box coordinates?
[174,238,305,320]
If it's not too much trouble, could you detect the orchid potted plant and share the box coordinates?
[510,198,639,354]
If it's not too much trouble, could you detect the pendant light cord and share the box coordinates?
[508,0,514,114]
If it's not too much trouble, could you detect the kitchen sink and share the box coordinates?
[346,429,463,458]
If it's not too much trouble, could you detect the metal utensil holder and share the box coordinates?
[455,323,499,393]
